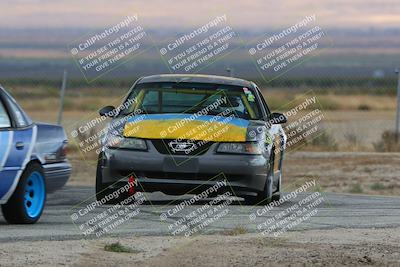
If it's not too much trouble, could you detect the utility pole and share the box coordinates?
[57,70,67,125]
[396,68,400,142]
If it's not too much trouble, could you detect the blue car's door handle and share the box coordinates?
[15,141,24,150]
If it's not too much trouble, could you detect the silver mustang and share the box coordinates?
[96,74,286,205]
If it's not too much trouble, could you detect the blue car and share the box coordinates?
[0,86,71,224]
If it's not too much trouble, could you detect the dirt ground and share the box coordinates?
[1,227,399,267]
[284,151,400,195]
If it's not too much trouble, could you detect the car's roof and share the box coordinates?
[0,86,7,97]
[137,74,254,88]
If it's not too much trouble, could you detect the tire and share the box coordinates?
[95,153,129,205]
[244,177,273,205]
[1,163,46,224]
[272,193,281,201]
[272,147,284,202]
[272,172,282,202]
[244,150,275,206]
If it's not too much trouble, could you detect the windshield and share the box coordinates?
[121,82,262,120]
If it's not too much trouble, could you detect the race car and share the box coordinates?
[0,86,71,224]
[96,74,286,205]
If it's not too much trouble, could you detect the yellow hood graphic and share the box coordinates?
[123,114,249,142]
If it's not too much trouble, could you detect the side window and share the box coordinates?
[254,85,271,118]
[0,99,11,128]
[5,96,31,127]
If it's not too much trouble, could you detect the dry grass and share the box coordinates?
[262,90,396,111]
[222,225,249,236]
[373,130,400,152]
[104,242,137,253]
[348,183,364,194]
[316,94,396,111]
[13,86,396,116]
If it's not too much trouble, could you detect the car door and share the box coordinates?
[0,89,36,204]
[0,93,15,203]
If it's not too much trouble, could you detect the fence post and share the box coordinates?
[226,67,234,77]
[57,70,67,125]
[396,68,400,142]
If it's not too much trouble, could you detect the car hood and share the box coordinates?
[122,113,266,142]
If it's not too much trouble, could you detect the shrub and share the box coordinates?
[349,184,363,194]
[314,97,339,110]
[358,104,371,111]
[223,225,248,236]
[370,183,386,191]
[373,130,400,152]
[104,242,135,253]
[308,132,338,151]
[344,132,360,148]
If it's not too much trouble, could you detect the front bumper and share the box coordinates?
[101,141,271,197]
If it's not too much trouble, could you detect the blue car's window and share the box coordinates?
[2,90,32,127]
[6,97,29,127]
[0,99,11,128]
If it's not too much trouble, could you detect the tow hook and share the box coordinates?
[128,175,136,196]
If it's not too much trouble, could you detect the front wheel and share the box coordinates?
[272,172,282,202]
[244,149,275,205]
[1,163,46,224]
[244,176,273,205]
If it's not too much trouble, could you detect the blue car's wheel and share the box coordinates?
[1,163,46,224]
[24,171,46,219]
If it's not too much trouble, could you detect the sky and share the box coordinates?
[1,0,399,29]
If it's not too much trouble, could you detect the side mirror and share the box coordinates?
[268,112,287,124]
[99,106,116,117]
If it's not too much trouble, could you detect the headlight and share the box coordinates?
[107,136,147,151]
[216,142,262,155]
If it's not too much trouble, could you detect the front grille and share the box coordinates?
[152,139,214,156]
[137,171,247,181]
